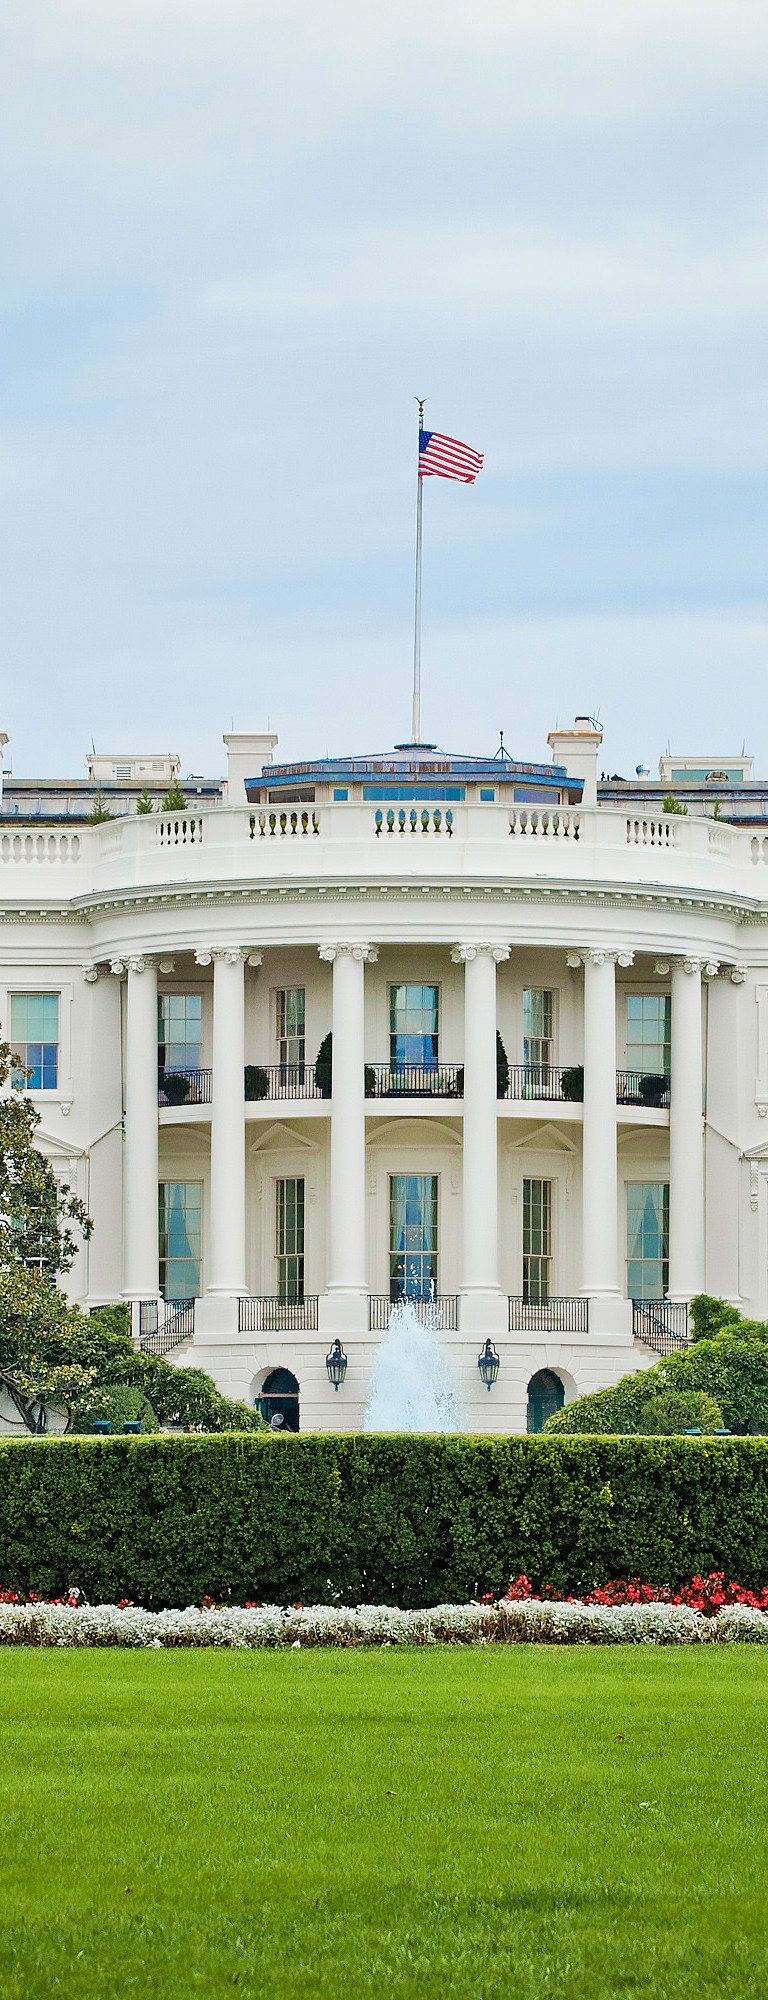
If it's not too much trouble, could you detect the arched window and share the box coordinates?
[259,1368,300,1433]
[526,1369,564,1434]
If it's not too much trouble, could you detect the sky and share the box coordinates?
[2,0,768,782]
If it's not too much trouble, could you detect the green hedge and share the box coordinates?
[2,1434,768,1607]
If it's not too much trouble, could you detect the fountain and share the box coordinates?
[363,1300,465,1432]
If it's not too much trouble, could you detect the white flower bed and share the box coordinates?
[1,1597,768,1647]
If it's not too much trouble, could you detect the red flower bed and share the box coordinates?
[499,1572,768,1616]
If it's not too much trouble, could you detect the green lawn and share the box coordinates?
[0,1650,766,1998]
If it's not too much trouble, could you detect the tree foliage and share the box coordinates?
[0,1034,263,1436]
[0,1034,91,1278]
[547,1298,768,1436]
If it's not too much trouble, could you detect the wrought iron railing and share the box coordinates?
[138,1299,195,1353]
[368,1294,459,1331]
[506,1065,574,1101]
[508,1296,589,1333]
[365,1064,463,1099]
[244,1064,321,1101]
[617,1070,671,1108]
[158,1067,212,1106]
[632,1300,689,1352]
[238,1296,319,1332]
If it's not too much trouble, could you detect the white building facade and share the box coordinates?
[3,719,766,1434]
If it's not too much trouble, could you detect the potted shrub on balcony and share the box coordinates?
[560,1064,584,1102]
[244,1064,269,1101]
[161,1072,191,1106]
[639,1071,670,1108]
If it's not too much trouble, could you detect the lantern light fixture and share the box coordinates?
[477,1337,500,1391]
[325,1338,348,1391]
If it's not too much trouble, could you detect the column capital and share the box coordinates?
[81,962,100,983]
[318,942,378,964]
[451,942,510,964]
[671,955,719,978]
[730,966,746,984]
[195,947,262,967]
[110,954,163,977]
[569,948,634,968]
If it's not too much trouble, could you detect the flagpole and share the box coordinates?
[412,398,425,741]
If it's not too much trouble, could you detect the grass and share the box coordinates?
[0,1650,766,1998]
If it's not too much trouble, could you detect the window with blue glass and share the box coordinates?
[626,1182,669,1300]
[389,1175,438,1300]
[10,992,59,1090]
[389,984,439,1072]
[157,993,202,1076]
[158,1181,202,1299]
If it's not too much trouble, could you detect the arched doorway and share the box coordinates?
[259,1368,300,1433]
[527,1369,564,1434]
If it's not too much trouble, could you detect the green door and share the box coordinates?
[526,1370,564,1433]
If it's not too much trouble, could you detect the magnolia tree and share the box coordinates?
[0,1032,263,1435]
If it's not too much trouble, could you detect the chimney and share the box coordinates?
[223,732,278,808]
[547,716,602,808]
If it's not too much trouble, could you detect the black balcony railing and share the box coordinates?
[238,1295,319,1332]
[617,1070,671,1109]
[244,1064,321,1101]
[508,1296,589,1333]
[369,1293,459,1330]
[138,1299,195,1353]
[506,1065,575,1101]
[158,1067,212,1106]
[365,1064,463,1099]
[632,1300,689,1352]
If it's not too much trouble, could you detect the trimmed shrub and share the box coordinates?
[690,1294,743,1341]
[1,1433,768,1608]
[637,1390,723,1435]
[560,1064,584,1101]
[244,1064,269,1101]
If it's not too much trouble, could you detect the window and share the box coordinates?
[523,990,554,1075]
[523,1178,552,1302]
[276,989,305,1076]
[158,1182,202,1298]
[276,1178,304,1301]
[626,1182,669,1300]
[626,995,671,1078]
[479,788,495,801]
[390,985,439,1071]
[158,994,202,1075]
[10,992,59,1090]
[390,1174,438,1300]
[333,788,348,801]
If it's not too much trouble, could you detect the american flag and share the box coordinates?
[418,428,483,483]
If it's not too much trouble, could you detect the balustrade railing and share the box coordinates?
[244,1064,321,1101]
[508,807,580,840]
[238,1296,319,1332]
[365,1063,463,1099]
[632,1300,689,1352]
[616,1070,671,1108]
[158,1067,212,1106]
[250,810,320,839]
[369,1294,459,1330]
[508,1296,589,1333]
[506,1065,574,1101]
[138,1299,195,1353]
[374,807,453,836]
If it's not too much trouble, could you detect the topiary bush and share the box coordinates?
[244,1065,269,1101]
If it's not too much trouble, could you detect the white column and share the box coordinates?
[579,948,632,1299]
[121,955,159,1299]
[205,947,247,1296]
[668,957,712,1301]
[452,943,509,1295]
[319,942,377,1293]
